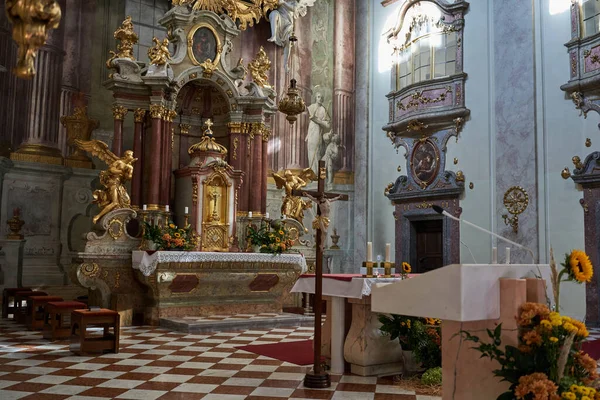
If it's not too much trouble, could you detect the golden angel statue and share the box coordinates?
[248,47,271,88]
[74,140,137,224]
[272,168,317,223]
[148,37,171,66]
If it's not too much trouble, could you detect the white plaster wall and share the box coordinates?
[368,1,588,318]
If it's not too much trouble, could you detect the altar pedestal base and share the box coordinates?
[344,295,403,377]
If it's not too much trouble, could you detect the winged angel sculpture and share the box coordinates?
[272,168,316,224]
[268,0,315,47]
[75,140,137,224]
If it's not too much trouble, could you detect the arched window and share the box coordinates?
[583,0,600,37]
[394,3,457,90]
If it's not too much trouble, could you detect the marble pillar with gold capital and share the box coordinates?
[131,109,146,207]
[147,104,164,210]
[112,105,128,157]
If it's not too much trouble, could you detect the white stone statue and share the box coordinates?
[268,0,316,47]
[306,92,331,173]
[321,132,341,185]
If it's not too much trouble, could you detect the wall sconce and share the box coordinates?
[502,186,529,233]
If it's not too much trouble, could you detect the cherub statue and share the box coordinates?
[148,37,171,66]
[272,168,317,223]
[75,140,137,224]
[248,47,271,88]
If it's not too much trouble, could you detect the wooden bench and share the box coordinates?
[2,287,31,318]
[43,301,87,341]
[70,309,120,355]
[26,296,64,330]
[14,291,47,323]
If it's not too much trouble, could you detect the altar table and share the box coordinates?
[291,274,406,376]
[132,251,307,324]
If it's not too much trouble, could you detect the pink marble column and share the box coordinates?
[112,105,127,156]
[261,133,268,214]
[131,109,146,208]
[333,0,355,172]
[159,113,173,207]
[251,130,263,213]
[147,106,163,210]
[243,130,252,213]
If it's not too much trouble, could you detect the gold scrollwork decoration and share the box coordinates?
[407,120,428,132]
[172,0,278,30]
[108,217,124,240]
[233,137,239,160]
[192,181,199,205]
[112,105,128,121]
[248,46,271,88]
[6,0,62,79]
[416,201,433,209]
[384,182,394,196]
[106,16,138,69]
[80,263,100,278]
[397,86,452,111]
[134,109,146,123]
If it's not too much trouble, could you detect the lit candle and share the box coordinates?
[492,247,498,264]
[165,205,170,212]
[265,212,270,219]
[142,204,147,211]
[248,211,253,218]
[385,243,391,263]
[184,207,189,214]
[367,242,373,262]
[505,247,511,264]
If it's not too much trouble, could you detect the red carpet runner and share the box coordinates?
[235,339,316,365]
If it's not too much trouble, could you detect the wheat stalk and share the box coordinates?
[550,247,560,311]
[557,331,576,381]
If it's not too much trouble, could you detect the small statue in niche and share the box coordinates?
[208,188,221,222]
[75,140,137,224]
[272,168,317,224]
[321,132,341,185]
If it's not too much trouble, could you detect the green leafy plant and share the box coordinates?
[246,223,294,254]
[421,367,442,386]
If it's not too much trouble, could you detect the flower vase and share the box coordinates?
[252,245,261,253]
[401,349,423,376]
[147,241,158,251]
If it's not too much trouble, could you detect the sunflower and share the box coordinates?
[169,224,175,229]
[402,262,411,274]
[174,232,181,238]
[567,250,593,283]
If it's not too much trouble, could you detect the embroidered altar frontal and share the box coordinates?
[132,251,307,323]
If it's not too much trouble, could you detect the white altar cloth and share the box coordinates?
[132,250,308,277]
[290,274,404,375]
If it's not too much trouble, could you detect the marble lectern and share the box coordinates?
[371,264,551,400]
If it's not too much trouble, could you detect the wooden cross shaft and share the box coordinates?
[292,160,348,387]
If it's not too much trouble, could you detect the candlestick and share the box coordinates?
[165,205,170,212]
[492,247,498,264]
[367,242,373,262]
[248,211,253,218]
[385,243,391,262]
[143,204,147,211]
[505,247,511,264]
[184,206,189,214]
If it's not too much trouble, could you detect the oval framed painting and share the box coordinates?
[187,23,221,66]
[410,138,440,188]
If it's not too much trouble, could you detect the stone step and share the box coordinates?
[161,312,315,334]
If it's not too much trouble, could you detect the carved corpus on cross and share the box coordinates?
[292,160,348,388]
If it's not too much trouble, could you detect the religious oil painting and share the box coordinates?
[189,25,219,65]
[411,139,440,187]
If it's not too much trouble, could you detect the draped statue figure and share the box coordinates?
[306,92,331,173]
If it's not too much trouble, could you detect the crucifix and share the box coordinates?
[292,160,348,388]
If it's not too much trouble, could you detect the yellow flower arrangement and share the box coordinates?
[514,373,560,400]
[561,384,600,400]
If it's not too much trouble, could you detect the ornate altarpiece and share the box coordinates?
[383,0,469,269]
[562,1,600,327]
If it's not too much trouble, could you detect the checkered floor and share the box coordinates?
[179,314,284,321]
[0,318,440,400]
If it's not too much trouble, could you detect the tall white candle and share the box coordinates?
[385,243,391,262]
[505,247,511,264]
[248,211,253,218]
[165,205,170,212]
[492,247,498,264]
[367,242,373,262]
[142,204,147,211]
[184,207,189,214]
[266,212,270,219]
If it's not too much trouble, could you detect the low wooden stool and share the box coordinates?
[2,287,31,319]
[43,301,86,341]
[70,309,120,355]
[14,291,47,323]
[26,296,63,330]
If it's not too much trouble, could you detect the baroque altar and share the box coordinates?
[133,250,307,324]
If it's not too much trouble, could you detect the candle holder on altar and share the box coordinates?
[380,262,394,278]
[138,211,148,250]
[362,261,375,278]
[184,213,190,227]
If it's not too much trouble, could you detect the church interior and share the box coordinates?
[1,0,600,399]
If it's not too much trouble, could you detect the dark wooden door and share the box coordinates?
[415,220,443,273]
